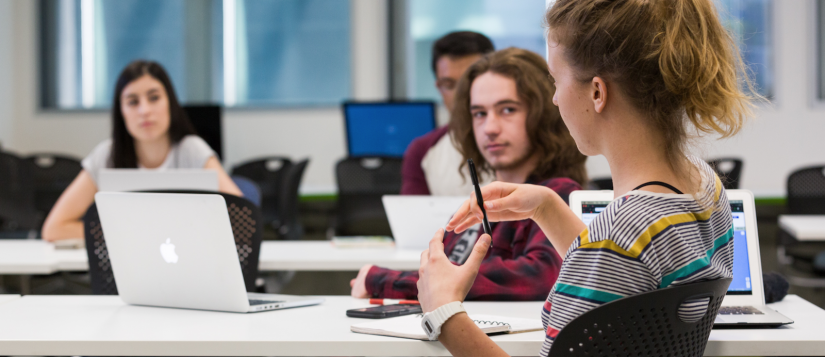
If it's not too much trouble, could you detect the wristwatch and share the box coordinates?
[421,301,466,341]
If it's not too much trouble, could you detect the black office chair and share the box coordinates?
[549,278,731,357]
[24,154,82,228]
[0,151,39,237]
[707,158,743,190]
[588,177,614,190]
[232,157,293,233]
[333,157,402,237]
[83,191,263,295]
[277,159,309,241]
[778,166,825,282]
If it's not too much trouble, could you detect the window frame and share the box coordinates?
[36,0,360,111]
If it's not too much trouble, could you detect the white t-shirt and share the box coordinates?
[81,135,216,184]
[421,133,493,196]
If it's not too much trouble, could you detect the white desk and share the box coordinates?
[0,240,420,275]
[259,241,421,271]
[0,295,822,356]
[705,295,825,355]
[0,295,19,305]
[778,215,825,241]
[0,295,541,356]
[0,240,87,274]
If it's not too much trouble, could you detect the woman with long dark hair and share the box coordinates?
[42,60,241,241]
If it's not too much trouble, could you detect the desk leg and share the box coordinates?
[20,275,31,295]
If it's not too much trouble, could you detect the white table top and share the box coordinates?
[0,240,420,275]
[0,295,19,305]
[259,241,421,271]
[705,295,825,356]
[0,240,87,274]
[778,215,825,241]
[0,294,821,356]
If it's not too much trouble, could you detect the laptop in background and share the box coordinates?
[568,189,792,327]
[98,169,219,192]
[343,101,436,158]
[382,195,467,250]
[94,192,324,313]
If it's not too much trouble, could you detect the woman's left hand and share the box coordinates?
[417,229,491,313]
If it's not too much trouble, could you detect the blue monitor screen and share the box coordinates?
[345,102,436,157]
[580,200,752,295]
[728,200,752,294]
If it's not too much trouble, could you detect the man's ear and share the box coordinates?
[591,77,607,114]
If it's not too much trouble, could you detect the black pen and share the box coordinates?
[467,159,492,237]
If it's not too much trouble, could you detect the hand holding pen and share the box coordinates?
[466,159,493,237]
[445,180,557,234]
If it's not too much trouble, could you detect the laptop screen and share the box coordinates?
[579,199,752,295]
[344,102,436,157]
[728,200,752,295]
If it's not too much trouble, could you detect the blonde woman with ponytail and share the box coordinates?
[414,0,756,355]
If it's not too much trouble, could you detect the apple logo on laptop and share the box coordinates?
[160,238,179,264]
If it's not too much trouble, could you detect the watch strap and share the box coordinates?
[422,301,465,341]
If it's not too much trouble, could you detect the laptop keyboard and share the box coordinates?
[249,299,286,306]
[718,306,764,315]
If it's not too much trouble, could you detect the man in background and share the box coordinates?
[401,31,495,195]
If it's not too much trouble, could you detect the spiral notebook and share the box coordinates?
[350,314,543,340]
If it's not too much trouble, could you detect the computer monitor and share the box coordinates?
[343,101,436,157]
[184,105,222,160]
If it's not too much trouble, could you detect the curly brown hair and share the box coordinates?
[449,47,587,186]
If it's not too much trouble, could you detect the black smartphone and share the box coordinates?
[346,304,422,319]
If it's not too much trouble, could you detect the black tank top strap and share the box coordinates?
[632,181,684,195]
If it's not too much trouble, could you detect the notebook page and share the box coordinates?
[350,314,542,340]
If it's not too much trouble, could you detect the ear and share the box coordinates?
[591,77,608,114]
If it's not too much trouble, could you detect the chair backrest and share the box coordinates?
[24,154,83,223]
[549,278,731,357]
[232,157,292,229]
[83,191,263,295]
[707,158,743,190]
[277,159,309,240]
[0,151,39,232]
[786,166,825,215]
[231,175,262,207]
[334,157,402,236]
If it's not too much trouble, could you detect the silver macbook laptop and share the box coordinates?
[569,189,793,327]
[98,169,219,192]
[382,195,468,250]
[94,192,324,313]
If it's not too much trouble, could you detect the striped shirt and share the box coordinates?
[540,157,734,356]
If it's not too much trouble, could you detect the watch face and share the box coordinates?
[424,320,434,334]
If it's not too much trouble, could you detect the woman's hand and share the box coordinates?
[350,264,373,298]
[446,181,556,234]
[417,229,491,313]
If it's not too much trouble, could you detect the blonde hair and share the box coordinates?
[545,0,757,174]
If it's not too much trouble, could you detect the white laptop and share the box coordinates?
[94,192,324,313]
[569,189,793,327]
[382,195,468,250]
[98,169,219,192]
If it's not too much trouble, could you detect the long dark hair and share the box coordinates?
[450,48,588,186]
[109,60,196,168]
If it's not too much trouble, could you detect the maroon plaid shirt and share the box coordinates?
[365,177,581,301]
